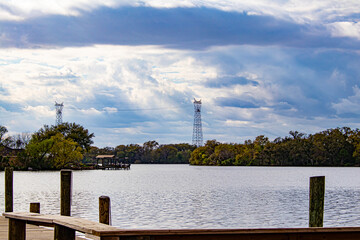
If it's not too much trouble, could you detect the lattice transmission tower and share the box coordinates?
[55,102,64,126]
[192,98,203,147]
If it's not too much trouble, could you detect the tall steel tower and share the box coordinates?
[192,98,203,147]
[55,102,64,126]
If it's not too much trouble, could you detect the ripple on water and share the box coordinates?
[1,165,360,228]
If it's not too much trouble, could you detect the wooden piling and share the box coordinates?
[60,170,72,216]
[54,224,75,240]
[99,196,111,225]
[30,202,40,213]
[8,218,26,240]
[5,167,13,212]
[309,176,325,227]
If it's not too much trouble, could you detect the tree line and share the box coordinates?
[190,127,360,166]
[0,123,194,170]
[2,123,360,169]
[83,141,195,164]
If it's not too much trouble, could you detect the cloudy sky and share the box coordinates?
[1,0,360,147]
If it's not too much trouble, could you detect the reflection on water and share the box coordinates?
[0,165,360,229]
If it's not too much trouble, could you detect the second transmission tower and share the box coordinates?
[192,98,203,147]
[55,102,64,126]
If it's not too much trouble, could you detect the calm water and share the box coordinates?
[0,165,360,229]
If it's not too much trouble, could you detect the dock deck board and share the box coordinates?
[4,212,360,240]
[0,216,85,240]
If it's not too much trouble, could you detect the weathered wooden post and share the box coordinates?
[8,219,25,240]
[60,169,72,216]
[5,167,13,212]
[99,196,111,225]
[54,225,75,240]
[55,170,75,240]
[309,176,325,227]
[30,202,40,213]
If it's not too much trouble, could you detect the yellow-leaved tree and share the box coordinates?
[48,133,83,169]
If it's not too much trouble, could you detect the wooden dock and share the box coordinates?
[0,216,86,240]
[5,212,360,240]
[95,155,131,170]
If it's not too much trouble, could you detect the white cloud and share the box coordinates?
[0,0,122,20]
[328,22,360,40]
[332,85,360,114]
[146,0,360,24]
[23,105,53,117]
[1,43,360,146]
[0,45,203,122]
[78,107,102,115]
[225,120,251,126]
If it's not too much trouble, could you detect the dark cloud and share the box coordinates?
[0,100,23,112]
[206,76,258,88]
[1,6,359,49]
[193,44,360,119]
[216,97,260,108]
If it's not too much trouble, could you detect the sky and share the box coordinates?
[0,0,360,147]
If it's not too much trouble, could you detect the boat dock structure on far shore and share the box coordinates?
[95,155,131,170]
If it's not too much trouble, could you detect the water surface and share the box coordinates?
[0,165,359,229]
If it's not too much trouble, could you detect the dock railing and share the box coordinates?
[5,212,360,240]
[5,167,359,240]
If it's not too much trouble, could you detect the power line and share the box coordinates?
[66,105,190,112]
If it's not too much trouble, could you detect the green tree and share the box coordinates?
[48,133,83,169]
[189,140,220,165]
[235,140,257,166]
[25,133,83,170]
[311,128,354,166]
[253,135,269,165]
[189,146,209,165]
[125,144,142,163]
[25,137,54,169]
[211,144,237,165]
[155,145,178,163]
[142,140,159,163]
[349,129,360,165]
[23,123,92,169]
[33,122,94,152]
[115,145,127,161]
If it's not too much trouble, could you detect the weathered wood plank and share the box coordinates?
[53,216,120,235]
[94,227,360,236]
[115,232,360,240]
[3,212,120,235]
[0,216,83,240]
[6,212,360,240]
[3,212,55,225]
